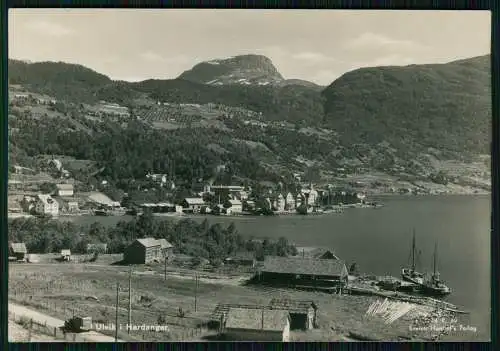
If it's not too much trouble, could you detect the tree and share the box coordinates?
[296,204,308,215]
[39,182,57,194]
[349,262,359,276]
[304,166,322,183]
[136,209,156,238]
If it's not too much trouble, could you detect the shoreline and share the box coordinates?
[9,192,490,221]
[8,260,484,341]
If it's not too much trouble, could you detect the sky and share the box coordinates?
[8,9,491,85]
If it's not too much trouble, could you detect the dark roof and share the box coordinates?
[225,307,289,331]
[261,256,347,277]
[268,298,318,312]
[10,243,27,254]
[308,248,339,260]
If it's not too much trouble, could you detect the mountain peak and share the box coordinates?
[177,54,284,86]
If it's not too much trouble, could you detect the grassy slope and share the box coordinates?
[321,55,490,156]
[7,56,491,189]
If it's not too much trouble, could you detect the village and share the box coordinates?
[8,152,381,220]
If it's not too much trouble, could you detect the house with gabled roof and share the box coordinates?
[181,198,205,213]
[9,242,27,261]
[35,194,59,216]
[124,237,174,264]
[55,183,74,197]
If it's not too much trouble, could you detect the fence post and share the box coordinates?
[54,327,57,338]
[28,319,33,342]
[73,333,76,341]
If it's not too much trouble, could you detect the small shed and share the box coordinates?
[61,249,71,261]
[222,307,290,341]
[268,298,318,330]
[9,243,28,261]
[124,238,164,264]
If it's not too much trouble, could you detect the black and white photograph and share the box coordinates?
[7,9,491,342]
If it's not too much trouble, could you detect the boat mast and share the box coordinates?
[433,242,438,276]
[411,229,416,271]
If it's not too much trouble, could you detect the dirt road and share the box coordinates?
[9,303,123,342]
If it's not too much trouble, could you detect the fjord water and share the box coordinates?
[71,195,491,340]
[206,195,490,340]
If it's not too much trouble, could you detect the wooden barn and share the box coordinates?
[9,242,27,261]
[124,238,173,264]
[268,298,318,330]
[258,256,348,290]
[221,307,290,341]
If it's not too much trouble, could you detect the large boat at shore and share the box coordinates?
[420,243,452,296]
[401,230,425,285]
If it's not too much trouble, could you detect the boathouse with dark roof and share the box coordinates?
[258,256,348,289]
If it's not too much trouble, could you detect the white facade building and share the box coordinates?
[35,194,59,216]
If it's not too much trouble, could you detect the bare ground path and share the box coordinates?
[9,302,123,342]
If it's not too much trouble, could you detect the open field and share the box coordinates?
[9,303,123,342]
[9,316,60,342]
[8,257,478,341]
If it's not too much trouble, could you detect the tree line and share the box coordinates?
[8,213,298,265]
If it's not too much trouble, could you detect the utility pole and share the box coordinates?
[194,274,198,312]
[115,282,119,342]
[128,266,132,334]
[164,257,167,281]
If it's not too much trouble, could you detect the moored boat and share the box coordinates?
[419,242,451,296]
[94,209,109,216]
[401,229,425,285]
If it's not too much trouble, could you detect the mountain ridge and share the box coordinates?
[7,54,491,194]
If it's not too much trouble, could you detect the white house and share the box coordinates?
[56,183,74,197]
[285,192,296,210]
[35,194,59,216]
[146,173,168,185]
[48,159,63,171]
[275,194,286,212]
[182,198,205,212]
[356,193,367,202]
[228,199,243,214]
[67,201,79,213]
[301,184,319,206]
